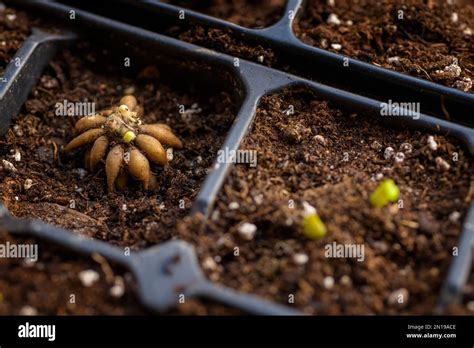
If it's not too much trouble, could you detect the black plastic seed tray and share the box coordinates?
[55,0,474,127]
[0,28,75,135]
[0,0,473,315]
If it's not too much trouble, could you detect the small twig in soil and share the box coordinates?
[92,252,115,285]
[36,86,56,98]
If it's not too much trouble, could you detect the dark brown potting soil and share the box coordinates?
[1,2,473,317]
[168,25,277,67]
[177,89,474,315]
[160,0,286,28]
[165,0,474,90]
[0,6,30,74]
[0,40,242,314]
[1,61,473,314]
[294,0,474,92]
[0,232,145,315]
[0,232,244,314]
[0,42,236,249]
[160,0,284,67]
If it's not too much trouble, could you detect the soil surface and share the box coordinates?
[0,232,145,315]
[161,0,286,28]
[0,42,236,249]
[0,6,30,74]
[1,55,472,315]
[0,40,242,314]
[168,25,277,67]
[0,232,242,314]
[177,89,474,315]
[294,0,474,92]
[1,2,474,316]
[161,0,285,66]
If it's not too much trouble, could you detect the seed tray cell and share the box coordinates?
[182,87,474,314]
[2,38,241,247]
[0,0,473,314]
[0,6,31,73]
[94,0,474,127]
[0,232,147,315]
[160,0,287,29]
[0,29,75,135]
[294,0,474,93]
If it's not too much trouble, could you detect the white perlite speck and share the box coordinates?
[78,269,100,287]
[435,157,450,171]
[449,211,461,223]
[293,253,309,265]
[371,140,383,150]
[211,209,220,221]
[394,152,405,163]
[388,288,409,306]
[384,147,395,160]
[467,301,474,311]
[1,159,17,172]
[327,13,341,25]
[257,55,264,63]
[238,223,257,241]
[331,43,342,50]
[13,125,23,136]
[454,77,472,92]
[427,136,438,151]
[228,202,240,210]
[253,193,264,205]
[435,58,461,78]
[451,12,458,23]
[19,306,38,316]
[202,256,218,271]
[323,276,335,290]
[313,134,326,145]
[109,277,125,298]
[166,148,174,162]
[387,56,400,65]
[400,143,412,154]
[24,178,33,190]
[340,275,352,286]
[12,149,21,162]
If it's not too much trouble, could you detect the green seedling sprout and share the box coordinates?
[301,201,327,239]
[370,179,400,208]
